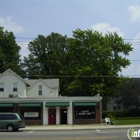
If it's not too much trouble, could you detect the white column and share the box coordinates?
[43,101,48,125]
[100,101,102,124]
[56,107,60,125]
[67,101,73,124]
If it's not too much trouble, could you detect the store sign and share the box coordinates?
[24,112,39,117]
[78,110,94,116]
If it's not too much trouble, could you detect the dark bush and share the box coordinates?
[126,108,140,117]
[102,111,116,119]
[116,110,127,118]
[102,108,140,119]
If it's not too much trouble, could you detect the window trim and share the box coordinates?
[38,85,42,95]
[13,83,18,92]
[0,83,4,92]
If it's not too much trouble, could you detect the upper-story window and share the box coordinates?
[0,83,4,92]
[38,85,42,95]
[13,83,18,92]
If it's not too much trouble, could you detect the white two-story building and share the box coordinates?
[0,69,102,125]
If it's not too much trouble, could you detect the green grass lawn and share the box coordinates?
[115,117,140,125]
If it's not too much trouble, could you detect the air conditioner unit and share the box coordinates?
[15,95,19,98]
[9,94,14,98]
[15,95,24,98]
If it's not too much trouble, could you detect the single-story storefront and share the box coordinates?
[0,96,102,125]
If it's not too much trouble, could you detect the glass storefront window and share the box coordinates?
[75,106,95,119]
[0,107,13,112]
[20,107,41,120]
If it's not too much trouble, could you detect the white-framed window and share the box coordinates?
[0,83,4,92]
[13,83,18,92]
[38,85,42,95]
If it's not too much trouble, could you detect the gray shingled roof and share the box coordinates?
[24,79,59,88]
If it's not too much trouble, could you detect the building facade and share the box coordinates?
[0,69,102,125]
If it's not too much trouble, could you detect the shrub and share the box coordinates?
[107,113,116,123]
[126,108,140,117]
[102,108,140,119]
[116,110,126,118]
[102,111,116,119]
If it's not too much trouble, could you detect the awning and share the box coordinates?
[19,103,41,107]
[0,103,13,107]
[74,102,96,106]
[45,102,69,107]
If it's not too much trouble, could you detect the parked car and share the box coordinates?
[0,113,25,132]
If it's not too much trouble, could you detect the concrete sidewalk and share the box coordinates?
[21,124,140,131]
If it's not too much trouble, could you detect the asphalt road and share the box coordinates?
[0,128,133,140]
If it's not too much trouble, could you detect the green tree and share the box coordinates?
[60,29,133,98]
[22,29,133,99]
[22,33,68,79]
[0,27,22,74]
[115,78,140,109]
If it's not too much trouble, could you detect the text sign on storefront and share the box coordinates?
[24,112,39,117]
[78,110,94,115]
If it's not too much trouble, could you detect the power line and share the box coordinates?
[15,40,140,44]
[16,37,35,39]
[15,36,140,40]
[19,75,140,78]
[131,60,140,61]
[123,39,140,40]
[16,42,140,45]
[15,36,140,45]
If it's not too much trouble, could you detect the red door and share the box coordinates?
[48,109,56,124]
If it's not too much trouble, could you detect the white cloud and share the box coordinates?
[91,23,124,37]
[0,16,24,33]
[128,5,140,21]
[18,41,30,59]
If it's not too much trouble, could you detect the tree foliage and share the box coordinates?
[21,33,68,78]
[60,29,133,98]
[115,78,140,109]
[0,27,22,74]
[22,29,133,99]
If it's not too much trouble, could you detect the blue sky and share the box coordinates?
[0,0,140,76]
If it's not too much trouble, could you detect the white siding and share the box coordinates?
[106,99,123,111]
[26,81,58,97]
[0,71,27,97]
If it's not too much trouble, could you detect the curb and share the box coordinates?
[21,125,140,131]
